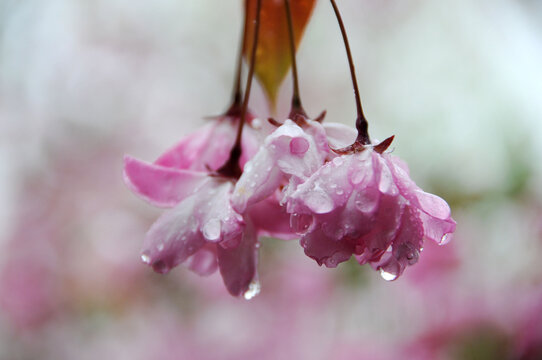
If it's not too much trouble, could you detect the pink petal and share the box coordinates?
[141,202,206,274]
[123,155,207,207]
[187,245,218,276]
[371,206,424,280]
[155,122,218,170]
[231,146,283,213]
[301,227,355,268]
[154,118,260,172]
[232,120,326,213]
[322,122,357,149]
[217,221,258,297]
[248,196,296,240]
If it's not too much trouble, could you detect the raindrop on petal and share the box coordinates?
[379,268,398,281]
[251,118,262,129]
[439,233,452,245]
[202,219,221,241]
[290,213,315,235]
[354,190,379,213]
[290,137,310,155]
[141,252,151,264]
[305,189,334,214]
[243,280,261,300]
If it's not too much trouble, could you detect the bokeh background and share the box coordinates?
[1,0,542,359]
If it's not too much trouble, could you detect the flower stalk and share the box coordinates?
[329,0,370,145]
[219,0,263,178]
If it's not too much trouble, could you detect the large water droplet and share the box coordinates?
[290,137,310,155]
[354,190,379,213]
[157,243,164,251]
[290,213,314,235]
[243,280,261,300]
[379,268,398,281]
[202,219,221,241]
[141,252,151,264]
[305,187,334,214]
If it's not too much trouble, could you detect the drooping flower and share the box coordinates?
[123,116,291,297]
[286,140,456,280]
[233,116,455,279]
[232,119,328,214]
[232,118,356,212]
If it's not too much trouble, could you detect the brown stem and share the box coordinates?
[330,0,370,145]
[218,0,262,178]
[224,5,249,117]
[284,0,306,117]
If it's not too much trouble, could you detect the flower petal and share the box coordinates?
[248,196,296,240]
[141,199,206,274]
[217,221,258,297]
[322,122,357,149]
[301,227,355,268]
[154,118,261,172]
[123,155,207,207]
[232,120,326,213]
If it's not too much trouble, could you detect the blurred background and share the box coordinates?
[1,0,542,359]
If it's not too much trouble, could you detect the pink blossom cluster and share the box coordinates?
[123,115,455,297]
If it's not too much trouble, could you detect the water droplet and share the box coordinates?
[243,280,261,300]
[251,118,262,129]
[305,185,334,214]
[203,219,221,241]
[354,190,379,213]
[440,233,452,244]
[152,260,169,274]
[332,157,344,166]
[141,252,151,264]
[290,213,314,235]
[336,188,344,195]
[326,257,337,267]
[290,137,310,155]
[405,250,419,265]
[157,243,164,251]
[379,268,397,281]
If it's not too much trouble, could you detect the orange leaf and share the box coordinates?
[244,0,317,106]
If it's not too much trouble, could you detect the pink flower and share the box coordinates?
[231,119,329,214]
[287,144,456,279]
[123,116,291,297]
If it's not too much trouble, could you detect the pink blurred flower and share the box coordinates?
[124,116,291,297]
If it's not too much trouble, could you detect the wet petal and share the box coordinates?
[301,227,354,268]
[123,156,207,207]
[248,197,296,240]
[141,198,206,274]
[217,221,258,297]
[322,122,357,149]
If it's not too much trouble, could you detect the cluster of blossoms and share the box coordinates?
[123,0,455,298]
[124,114,455,297]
